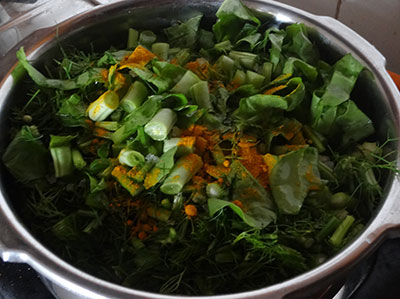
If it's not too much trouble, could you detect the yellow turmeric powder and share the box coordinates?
[184,204,198,218]
[119,45,156,70]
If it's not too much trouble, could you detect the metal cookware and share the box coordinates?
[1,1,400,298]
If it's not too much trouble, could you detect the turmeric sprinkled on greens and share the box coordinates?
[2,0,399,295]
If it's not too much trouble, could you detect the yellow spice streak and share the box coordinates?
[179,153,203,174]
[87,93,106,117]
[177,136,196,148]
[119,45,156,70]
[263,84,286,95]
[111,166,141,195]
[143,168,161,189]
[263,154,278,177]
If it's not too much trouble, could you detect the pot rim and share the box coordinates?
[1,0,400,298]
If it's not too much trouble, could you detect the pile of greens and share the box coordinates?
[2,0,397,295]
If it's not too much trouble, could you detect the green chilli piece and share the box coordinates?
[144,108,177,141]
[160,153,203,195]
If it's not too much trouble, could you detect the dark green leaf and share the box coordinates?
[2,126,49,183]
[270,146,321,214]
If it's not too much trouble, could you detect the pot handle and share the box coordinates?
[0,206,31,263]
[312,15,386,68]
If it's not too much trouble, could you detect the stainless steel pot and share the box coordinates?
[1,1,400,298]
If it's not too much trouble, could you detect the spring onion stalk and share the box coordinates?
[71,148,86,170]
[229,50,257,69]
[49,135,75,178]
[214,40,232,53]
[303,125,326,153]
[152,42,170,60]
[160,153,203,195]
[206,182,227,198]
[359,162,380,193]
[111,165,143,197]
[144,108,177,141]
[211,145,226,165]
[94,121,120,131]
[318,160,337,182]
[190,81,213,110]
[131,161,156,183]
[118,149,145,167]
[262,62,273,84]
[120,81,148,113]
[329,215,355,247]
[163,137,196,156]
[127,28,139,49]
[232,70,247,86]
[173,49,191,65]
[170,70,201,96]
[146,206,171,222]
[215,55,234,80]
[246,70,265,89]
[139,30,157,48]
[316,215,341,241]
[87,90,119,122]
[50,146,73,178]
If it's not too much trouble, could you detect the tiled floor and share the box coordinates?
[274,0,400,73]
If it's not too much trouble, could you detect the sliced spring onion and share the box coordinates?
[206,182,226,198]
[246,70,265,89]
[127,28,139,49]
[139,30,157,48]
[144,108,177,141]
[232,70,247,86]
[160,153,203,195]
[94,121,120,131]
[215,55,234,80]
[163,137,196,156]
[120,81,148,113]
[87,90,119,122]
[261,62,273,84]
[152,42,170,60]
[190,81,212,110]
[71,148,87,170]
[118,149,145,167]
[329,215,355,247]
[170,70,201,96]
[229,50,257,69]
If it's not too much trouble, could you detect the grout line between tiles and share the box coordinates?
[335,0,342,19]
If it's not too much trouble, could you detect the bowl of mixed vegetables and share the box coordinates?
[0,0,400,298]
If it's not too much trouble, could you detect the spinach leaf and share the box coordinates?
[2,126,49,183]
[311,54,372,146]
[283,23,319,65]
[270,146,321,214]
[283,57,318,82]
[164,15,203,48]
[57,94,87,127]
[209,161,276,229]
[213,0,260,42]
[235,77,305,124]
